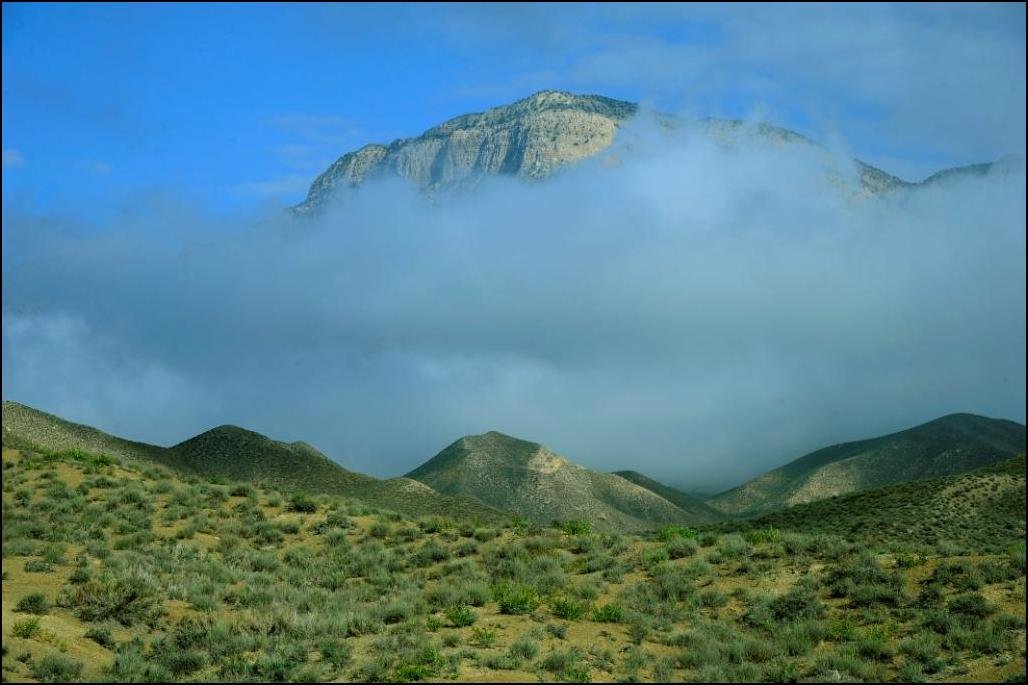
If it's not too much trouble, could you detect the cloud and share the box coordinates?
[3,149,25,168]
[427,4,1027,172]
[2,116,1025,490]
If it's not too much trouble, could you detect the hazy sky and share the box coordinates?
[2,3,1026,490]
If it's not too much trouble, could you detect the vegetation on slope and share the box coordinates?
[2,444,1025,683]
[612,470,726,525]
[407,432,705,532]
[2,401,504,524]
[715,456,1027,553]
[709,413,1026,516]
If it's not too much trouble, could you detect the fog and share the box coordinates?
[2,119,1025,491]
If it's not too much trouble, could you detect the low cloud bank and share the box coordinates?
[3,120,1025,490]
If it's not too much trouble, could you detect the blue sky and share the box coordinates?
[3,3,1025,217]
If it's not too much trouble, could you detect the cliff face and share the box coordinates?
[295,91,637,213]
[295,90,1017,214]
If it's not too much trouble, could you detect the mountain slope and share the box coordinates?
[1,401,504,522]
[406,431,701,532]
[611,470,726,524]
[294,90,1010,213]
[707,413,1026,517]
[170,424,374,494]
[715,455,1026,552]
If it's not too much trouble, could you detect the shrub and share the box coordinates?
[85,624,117,648]
[470,626,498,647]
[495,583,540,615]
[591,603,624,623]
[287,493,318,513]
[560,520,592,535]
[15,592,51,614]
[319,638,352,668]
[11,617,41,638]
[550,596,588,620]
[657,525,698,541]
[666,536,699,559]
[506,636,539,663]
[771,586,825,622]
[445,604,477,627]
[31,654,84,683]
[546,622,569,639]
[947,592,993,619]
[540,647,590,682]
[65,568,164,626]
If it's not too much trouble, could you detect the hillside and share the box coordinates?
[294,90,1011,213]
[406,431,703,533]
[708,413,1026,517]
[611,470,726,525]
[170,425,375,494]
[3,444,1025,683]
[715,455,1027,552]
[1,401,503,524]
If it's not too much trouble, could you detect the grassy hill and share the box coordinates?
[1,401,503,524]
[708,413,1026,516]
[408,432,725,533]
[2,444,1024,683]
[715,456,1026,553]
[611,470,726,525]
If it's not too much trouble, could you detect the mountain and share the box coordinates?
[611,470,726,524]
[295,91,635,213]
[293,90,1010,213]
[716,455,1026,552]
[920,152,1025,186]
[170,424,375,494]
[707,413,1026,517]
[1,400,504,522]
[406,430,703,532]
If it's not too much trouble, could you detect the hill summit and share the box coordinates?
[707,413,1026,516]
[293,90,1017,214]
[406,431,705,532]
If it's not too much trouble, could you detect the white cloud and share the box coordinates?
[3,118,1024,489]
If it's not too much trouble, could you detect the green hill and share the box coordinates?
[715,455,1026,552]
[707,413,1025,516]
[170,425,375,494]
[406,431,702,532]
[1,401,503,523]
[611,470,726,524]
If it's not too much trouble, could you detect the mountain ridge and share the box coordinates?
[1,400,505,522]
[294,90,1017,213]
[706,412,1026,517]
[406,430,718,532]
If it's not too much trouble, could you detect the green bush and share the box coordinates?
[31,653,84,683]
[591,603,624,623]
[445,604,477,627]
[495,583,540,615]
[657,525,698,541]
[85,624,117,648]
[11,616,41,638]
[560,520,592,536]
[15,592,51,614]
[550,595,588,621]
[287,493,318,513]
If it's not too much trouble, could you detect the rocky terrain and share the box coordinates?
[293,90,1019,213]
